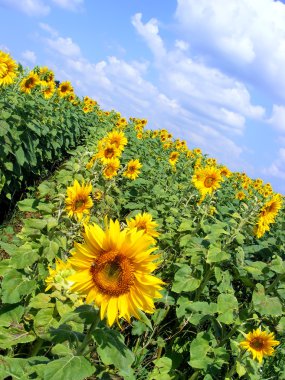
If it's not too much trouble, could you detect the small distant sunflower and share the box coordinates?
[123,159,142,180]
[0,51,18,86]
[39,66,54,83]
[259,194,283,224]
[41,81,55,99]
[137,132,143,139]
[68,219,164,326]
[169,151,179,166]
[20,72,39,94]
[58,81,73,98]
[106,130,128,151]
[126,212,159,241]
[220,166,231,178]
[192,166,223,200]
[236,191,246,200]
[65,180,93,222]
[240,329,279,363]
[97,143,121,164]
[103,158,120,179]
[45,258,75,292]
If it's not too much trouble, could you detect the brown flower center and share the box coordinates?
[204,176,216,188]
[250,337,265,350]
[90,251,134,296]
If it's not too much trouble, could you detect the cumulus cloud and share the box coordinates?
[46,36,81,57]
[22,50,37,64]
[0,0,50,16]
[268,104,285,133]
[174,0,285,101]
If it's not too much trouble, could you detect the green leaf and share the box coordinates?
[94,328,135,371]
[17,198,39,212]
[10,244,39,269]
[29,293,53,309]
[252,283,283,316]
[51,343,73,357]
[178,220,193,232]
[0,241,18,256]
[0,304,25,327]
[189,332,213,370]
[0,356,31,380]
[24,218,47,230]
[43,355,95,380]
[1,269,36,303]
[34,307,59,340]
[172,265,201,293]
[0,325,36,348]
[206,244,230,263]
[15,146,26,166]
[217,294,238,324]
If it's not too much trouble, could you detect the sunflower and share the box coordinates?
[97,143,121,164]
[192,166,223,200]
[67,219,164,326]
[220,166,231,178]
[123,159,142,180]
[0,51,18,86]
[126,212,159,242]
[106,130,128,151]
[45,258,75,292]
[39,66,54,82]
[240,329,279,363]
[65,180,93,222]
[20,72,39,94]
[41,81,55,99]
[169,151,179,166]
[236,191,246,200]
[58,81,73,98]
[103,158,120,179]
[259,194,283,224]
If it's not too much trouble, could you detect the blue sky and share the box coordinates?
[1,0,285,194]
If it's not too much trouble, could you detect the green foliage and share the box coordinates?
[0,68,285,379]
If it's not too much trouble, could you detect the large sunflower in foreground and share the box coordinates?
[65,180,93,221]
[68,219,164,326]
[0,51,18,86]
[240,329,279,363]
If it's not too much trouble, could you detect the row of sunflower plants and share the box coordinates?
[0,50,100,216]
[1,72,285,379]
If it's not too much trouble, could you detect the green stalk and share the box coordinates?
[194,264,213,301]
[76,314,100,356]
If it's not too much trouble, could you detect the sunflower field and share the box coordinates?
[1,51,285,380]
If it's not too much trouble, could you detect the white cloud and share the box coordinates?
[175,40,189,51]
[22,50,37,64]
[39,22,58,37]
[46,36,81,57]
[131,13,166,58]
[50,0,84,11]
[0,0,50,16]
[268,104,285,132]
[175,0,285,100]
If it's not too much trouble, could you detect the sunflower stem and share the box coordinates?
[76,313,100,356]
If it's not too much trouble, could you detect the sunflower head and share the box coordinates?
[45,258,75,292]
[240,328,279,363]
[169,151,179,166]
[103,158,120,179]
[123,159,142,180]
[97,143,121,164]
[106,130,128,150]
[192,166,223,200]
[20,72,40,94]
[0,51,18,86]
[126,212,159,241]
[68,219,164,326]
[58,81,73,97]
[65,180,93,222]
